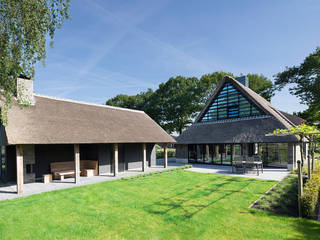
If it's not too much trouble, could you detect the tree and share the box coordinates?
[148,76,201,134]
[246,74,274,101]
[296,104,320,127]
[0,0,70,124]
[106,89,153,110]
[274,47,320,125]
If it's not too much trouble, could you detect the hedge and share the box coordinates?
[156,148,176,159]
[300,164,320,219]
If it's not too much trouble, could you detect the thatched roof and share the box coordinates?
[1,95,175,145]
[177,76,301,144]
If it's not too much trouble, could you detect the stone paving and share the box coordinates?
[185,164,290,181]
[0,165,178,201]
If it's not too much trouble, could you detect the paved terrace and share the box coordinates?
[185,164,290,181]
[0,165,179,201]
[158,158,290,181]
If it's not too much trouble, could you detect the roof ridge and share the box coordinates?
[33,94,145,114]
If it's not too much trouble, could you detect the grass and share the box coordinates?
[253,174,299,217]
[0,170,319,239]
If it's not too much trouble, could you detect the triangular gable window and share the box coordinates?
[200,82,264,122]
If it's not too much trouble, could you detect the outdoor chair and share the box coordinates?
[253,155,264,175]
[232,156,245,174]
[245,156,255,171]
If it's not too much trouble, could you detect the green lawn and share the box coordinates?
[0,170,319,240]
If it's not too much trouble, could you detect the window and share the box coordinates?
[259,143,288,167]
[201,82,263,122]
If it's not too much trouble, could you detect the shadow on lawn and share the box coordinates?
[248,210,320,240]
[144,177,256,221]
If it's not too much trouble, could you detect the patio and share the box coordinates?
[0,165,179,201]
[185,163,290,181]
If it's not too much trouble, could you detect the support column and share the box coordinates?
[164,143,168,168]
[74,144,80,183]
[16,145,24,194]
[114,143,118,176]
[142,143,146,172]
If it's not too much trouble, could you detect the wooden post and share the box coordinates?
[114,143,118,176]
[74,144,80,183]
[16,145,24,194]
[307,149,311,179]
[297,160,303,218]
[142,143,146,172]
[311,138,315,171]
[164,143,168,168]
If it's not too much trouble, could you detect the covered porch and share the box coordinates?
[1,142,170,195]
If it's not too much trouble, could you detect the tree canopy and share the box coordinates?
[106,72,274,134]
[274,47,320,125]
[0,0,70,124]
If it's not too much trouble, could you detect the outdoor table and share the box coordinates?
[242,161,263,176]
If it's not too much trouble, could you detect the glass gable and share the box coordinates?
[201,82,263,122]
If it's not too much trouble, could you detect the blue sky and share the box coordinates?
[35,0,320,113]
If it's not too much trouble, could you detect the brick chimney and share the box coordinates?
[16,77,34,105]
[235,76,249,88]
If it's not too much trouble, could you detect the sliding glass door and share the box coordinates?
[212,144,221,164]
[188,143,242,165]
[222,144,232,165]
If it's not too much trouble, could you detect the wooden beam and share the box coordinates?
[142,143,146,172]
[74,144,80,183]
[16,145,24,194]
[164,143,168,168]
[114,143,118,176]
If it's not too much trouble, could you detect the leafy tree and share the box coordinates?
[0,0,70,124]
[296,104,320,127]
[274,47,320,125]
[247,74,274,101]
[106,89,153,110]
[148,76,200,134]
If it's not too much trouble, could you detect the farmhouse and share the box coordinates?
[176,76,305,170]
[0,78,175,194]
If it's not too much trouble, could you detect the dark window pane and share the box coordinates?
[201,82,264,122]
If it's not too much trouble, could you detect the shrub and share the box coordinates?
[156,148,176,159]
[300,165,320,219]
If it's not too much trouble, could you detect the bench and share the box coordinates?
[80,160,98,176]
[50,160,98,180]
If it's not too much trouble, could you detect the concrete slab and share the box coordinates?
[0,165,178,201]
[185,164,289,181]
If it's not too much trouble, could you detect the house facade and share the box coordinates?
[0,78,175,194]
[176,76,305,170]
